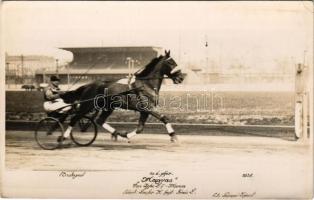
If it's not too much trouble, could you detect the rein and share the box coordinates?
[135,76,171,80]
[67,56,106,91]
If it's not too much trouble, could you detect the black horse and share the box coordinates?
[61,50,185,142]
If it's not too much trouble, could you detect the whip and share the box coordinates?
[66,55,106,91]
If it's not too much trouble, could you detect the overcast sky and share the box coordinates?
[2,1,313,71]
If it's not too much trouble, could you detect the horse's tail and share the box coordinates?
[74,84,88,97]
[61,82,94,103]
[62,80,109,103]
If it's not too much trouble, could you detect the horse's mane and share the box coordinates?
[135,56,163,78]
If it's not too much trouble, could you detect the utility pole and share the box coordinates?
[21,54,24,78]
[126,57,133,78]
[295,61,309,141]
[126,57,130,78]
[43,68,46,83]
[6,62,10,88]
[131,59,134,72]
[205,34,209,83]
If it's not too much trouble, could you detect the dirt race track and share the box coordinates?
[5,131,311,170]
[4,131,313,199]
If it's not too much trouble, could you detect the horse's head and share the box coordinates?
[135,50,185,84]
[160,50,185,84]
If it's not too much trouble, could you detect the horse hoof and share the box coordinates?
[111,134,118,142]
[294,135,299,141]
[170,135,179,143]
[118,131,128,139]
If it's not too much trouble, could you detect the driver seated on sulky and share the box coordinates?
[43,75,72,120]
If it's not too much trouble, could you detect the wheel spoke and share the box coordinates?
[70,116,97,146]
[35,117,64,150]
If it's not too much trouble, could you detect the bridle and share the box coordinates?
[133,56,179,81]
[135,75,172,80]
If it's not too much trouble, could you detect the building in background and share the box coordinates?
[5,53,56,89]
[186,60,294,84]
[7,47,296,91]
[35,46,162,89]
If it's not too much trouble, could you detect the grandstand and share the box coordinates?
[35,46,162,87]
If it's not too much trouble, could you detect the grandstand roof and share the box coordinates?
[35,68,138,75]
[60,46,162,53]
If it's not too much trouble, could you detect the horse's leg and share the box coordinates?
[148,110,178,142]
[119,92,176,141]
[122,110,177,142]
[62,102,92,140]
[62,81,101,139]
[96,109,121,141]
[125,111,149,139]
[137,111,149,133]
[63,113,83,138]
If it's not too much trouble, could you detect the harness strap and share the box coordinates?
[135,76,171,80]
